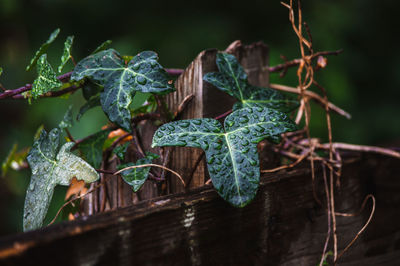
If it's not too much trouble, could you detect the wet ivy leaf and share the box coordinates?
[71,49,175,131]
[92,40,112,54]
[76,129,110,168]
[204,53,298,112]
[113,142,130,160]
[31,54,62,99]
[118,152,159,192]
[26,28,60,71]
[152,106,297,207]
[58,36,74,73]
[24,128,99,231]
[59,105,73,129]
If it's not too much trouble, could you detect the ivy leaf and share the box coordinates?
[92,40,112,54]
[31,54,62,99]
[58,35,74,73]
[58,105,73,129]
[26,28,60,71]
[24,128,99,231]
[204,53,298,112]
[71,49,175,131]
[113,142,130,160]
[0,67,3,76]
[118,152,159,192]
[76,129,110,168]
[152,106,297,207]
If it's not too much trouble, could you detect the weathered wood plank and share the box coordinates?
[1,153,399,265]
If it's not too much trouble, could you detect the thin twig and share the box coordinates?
[270,83,351,119]
[335,195,376,264]
[319,164,332,266]
[214,109,233,120]
[319,142,400,159]
[114,163,185,187]
[261,151,309,173]
[187,152,205,186]
[267,45,342,73]
[173,94,195,120]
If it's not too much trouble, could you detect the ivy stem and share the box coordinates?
[0,68,183,100]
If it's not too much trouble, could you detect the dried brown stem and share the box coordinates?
[187,152,205,186]
[270,83,351,119]
[319,164,332,266]
[173,94,195,120]
[335,195,376,264]
[319,142,400,159]
[261,151,309,173]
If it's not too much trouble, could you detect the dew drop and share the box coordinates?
[29,183,35,191]
[227,121,234,127]
[239,116,249,123]
[156,131,163,138]
[180,121,190,128]
[241,147,250,154]
[249,159,258,166]
[176,141,187,147]
[255,125,265,133]
[193,120,202,125]
[242,128,250,134]
[259,116,266,122]
[137,76,147,85]
[208,157,215,164]
[229,134,236,140]
[167,125,175,131]
[132,64,140,71]
[202,143,209,150]
[150,61,157,68]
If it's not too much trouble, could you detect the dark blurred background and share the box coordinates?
[0,0,399,235]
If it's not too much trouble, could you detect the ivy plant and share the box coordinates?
[24,127,99,231]
[204,53,298,112]
[71,49,175,131]
[152,106,297,207]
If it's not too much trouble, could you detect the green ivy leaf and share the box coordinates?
[118,152,159,192]
[31,54,62,99]
[26,28,60,71]
[24,128,99,231]
[204,53,298,112]
[71,49,175,131]
[0,67,3,76]
[58,105,73,129]
[152,106,297,207]
[58,36,74,73]
[92,40,112,54]
[76,129,110,169]
[113,142,130,160]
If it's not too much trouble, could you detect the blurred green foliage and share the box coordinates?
[0,0,399,235]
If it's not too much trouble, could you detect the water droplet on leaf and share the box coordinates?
[137,76,147,85]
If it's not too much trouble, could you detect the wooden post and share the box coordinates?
[165,40,270,193]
